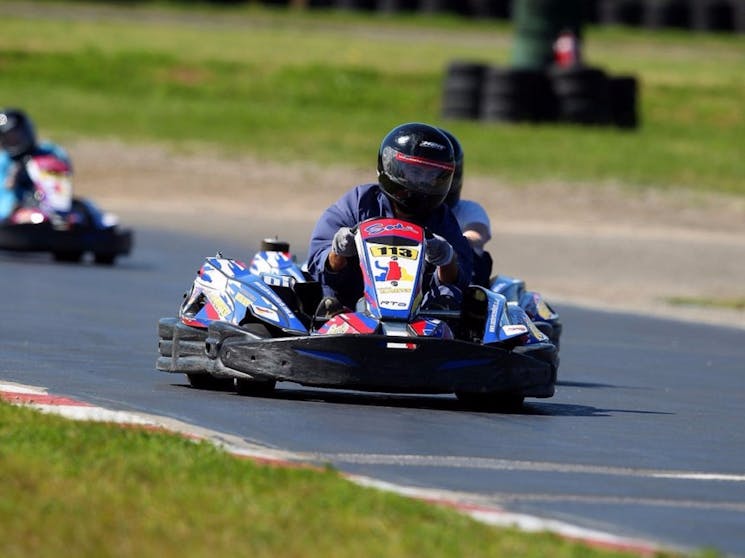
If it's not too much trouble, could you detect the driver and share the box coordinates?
[0,108,72,220]
[307,122,473,316]
[440,128,493,288]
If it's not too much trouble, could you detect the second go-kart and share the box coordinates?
[0,153,132,264]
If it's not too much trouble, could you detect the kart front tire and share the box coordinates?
[53,251,83,263]
[187,373,234,391]
[455,391,525,412]
[94,253,117,266]
[235,377,277,396]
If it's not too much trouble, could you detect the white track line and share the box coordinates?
[296,452,745,483]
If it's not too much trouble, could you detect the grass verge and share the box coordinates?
[666,297,745,311]
[0,400,676,558]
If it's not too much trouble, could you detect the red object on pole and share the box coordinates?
[553,30,581,67]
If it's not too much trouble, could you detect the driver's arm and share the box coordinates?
[327,250,349,271]
[436,253,459,284]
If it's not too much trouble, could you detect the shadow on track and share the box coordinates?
[174,381,672,417]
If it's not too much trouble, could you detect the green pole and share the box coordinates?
[511,0,584,70]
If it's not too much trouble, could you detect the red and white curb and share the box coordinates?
[1,381,664,556]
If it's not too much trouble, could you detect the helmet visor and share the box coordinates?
[381,147,453,205]
[0,126,33,156]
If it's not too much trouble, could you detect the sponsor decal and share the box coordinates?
[235,292,253,308]
[535,297,553,320]
[376,287,414,295]
[318,314,377,335]
[373,260,415,283]
[253,306,279,323]
[527,320,547,340]
[379,300,409,310]
[364,221,420,236]
[206,292,231,319]
[263,274,294,288]
[487,303,499,334]
[370,246,418,260]
[323,321,353,335]
[502,324,528,336]
[419,140,446,150]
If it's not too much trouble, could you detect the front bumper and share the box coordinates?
[206,322,556,398]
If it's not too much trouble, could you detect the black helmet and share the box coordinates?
[439,128,464,207]
[377,122,455,215]
[0,108,37,159]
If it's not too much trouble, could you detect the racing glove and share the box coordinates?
[425,233,454,267]
[331,226,357,258]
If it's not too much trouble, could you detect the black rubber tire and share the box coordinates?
[455,391,525,412]
[642,0,690,29]
[93,253,116,266]
[609,75,639,129]
[480,97,532,122]
[442,61,488,119]
[375,0,418,12]
[442,95,481,119]
[597,0,644,26]
[235,377,277,396]
[480,68,556,123]
[419,0,459,14]
[187,373,234,391]
[53,251,84,263]
[550,66,611,125]
[335,0,376,10]
[466,0,510,18]
[550,66,608,97]
[260,238,290,252]
[691,0,737,31]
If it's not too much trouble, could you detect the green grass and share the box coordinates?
[667,296,745,311]
[0,401,673,558]
[0,1,743,195]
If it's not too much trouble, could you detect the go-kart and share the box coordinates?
[157,217,559,409]
[0,153,132,264]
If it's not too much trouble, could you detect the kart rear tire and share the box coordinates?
[94,253,117,266]
[455,391,525,412]
[187,373,234,391]
[53,251,84,263]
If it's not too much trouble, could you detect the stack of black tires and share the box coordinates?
[442,60,639,128]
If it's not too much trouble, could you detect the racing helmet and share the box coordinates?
[377,122,455,216]
[439,128,464,208]
[0,108,37,159]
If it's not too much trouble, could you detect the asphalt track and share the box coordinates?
[2,225,744,557]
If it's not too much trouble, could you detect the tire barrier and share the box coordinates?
[597,0,745,32]
[549,65,611,125]
[442,60,639,129]
[375,0,419,13]
[643,0,690,28]
[442,61,489,120]
[480,67,556,122]
[608,75,639,129]
[192,0,743,32]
